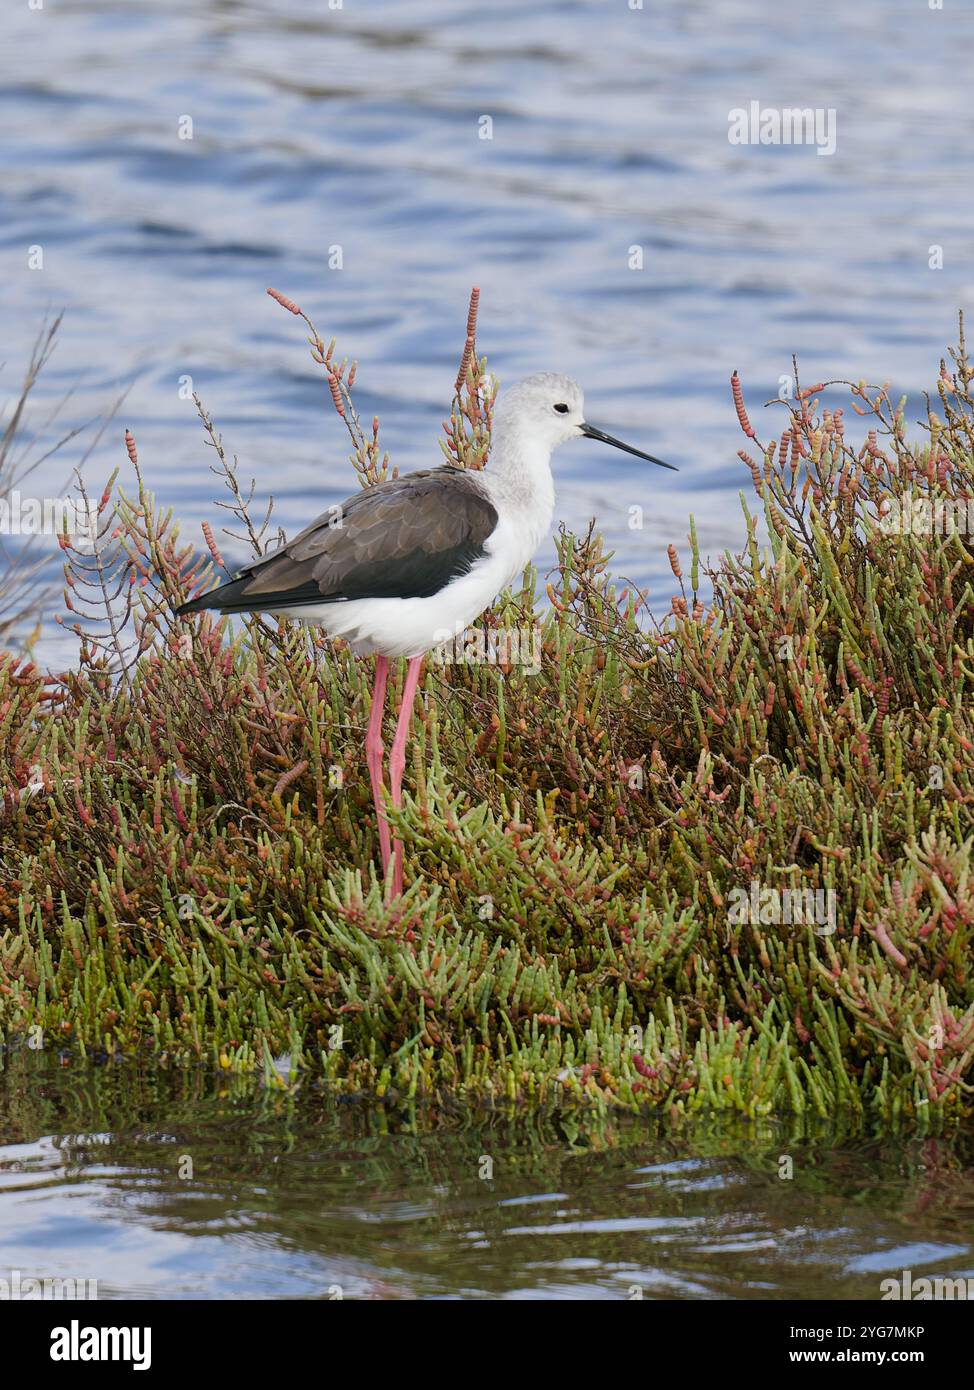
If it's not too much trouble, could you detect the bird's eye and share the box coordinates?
[553,403,569,414]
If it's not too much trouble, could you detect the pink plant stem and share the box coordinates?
[388,656,423,896]
[365,656,391,877]
[871,920,908,971]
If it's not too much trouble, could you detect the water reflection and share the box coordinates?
[1,1055,972,1299]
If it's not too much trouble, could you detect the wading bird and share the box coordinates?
[177,374,675,895]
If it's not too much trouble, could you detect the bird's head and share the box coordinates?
[494,372,676,469]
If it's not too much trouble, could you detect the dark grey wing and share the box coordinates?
[177,468,498,616]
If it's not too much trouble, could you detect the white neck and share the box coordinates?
[487,424,555,511]
[481,425,556,575]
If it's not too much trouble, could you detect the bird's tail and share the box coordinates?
[175,592,214,617]
[175,580,248,616]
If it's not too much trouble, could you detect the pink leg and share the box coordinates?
[388,656,423,897]
[365,655,392,878]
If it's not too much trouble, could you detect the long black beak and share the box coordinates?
[581,422,677,471]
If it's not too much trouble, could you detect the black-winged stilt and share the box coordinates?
[177,373,675,895]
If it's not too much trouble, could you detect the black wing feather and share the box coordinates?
[177,468,497,617]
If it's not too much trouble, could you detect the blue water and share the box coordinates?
[3,0,973,665]
[1,1057,973,1300]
